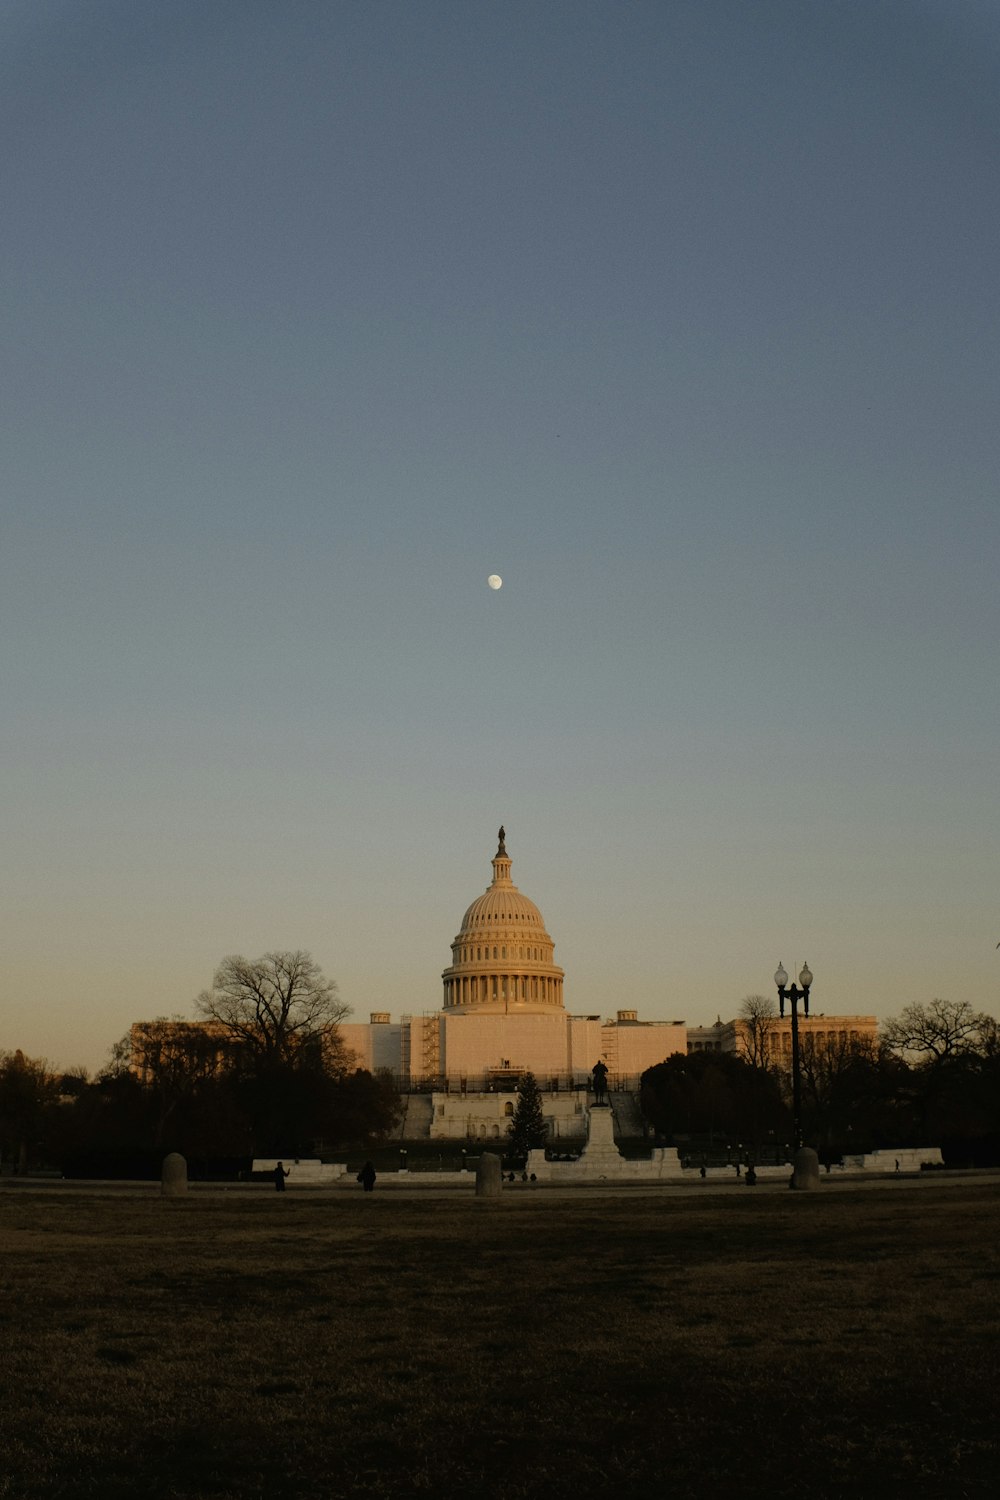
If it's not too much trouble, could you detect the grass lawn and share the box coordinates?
[1,1182,997,1498]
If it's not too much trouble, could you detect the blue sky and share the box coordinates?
[2,0,998,1072]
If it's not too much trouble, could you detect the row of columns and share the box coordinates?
[443,973,563,1009]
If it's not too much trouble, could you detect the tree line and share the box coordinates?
[3,980,998,1175]
[640,997,1000,1166]
[0,952,399,1177]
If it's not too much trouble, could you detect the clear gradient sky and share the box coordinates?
[3,1,999,1073]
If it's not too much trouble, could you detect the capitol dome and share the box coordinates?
[442,828,565,1014]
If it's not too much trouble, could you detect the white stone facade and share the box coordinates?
[340,1008,685,1091]
[427,1088,588,1142]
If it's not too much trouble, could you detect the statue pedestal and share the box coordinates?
[577,1105,623,1170]
[524,1112,682,1181]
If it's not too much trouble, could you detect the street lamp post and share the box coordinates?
[774,961,820,1190]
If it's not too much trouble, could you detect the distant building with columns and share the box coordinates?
[686,1014,878,1061]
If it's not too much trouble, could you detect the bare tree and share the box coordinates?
[125,1019,237,1145]
[128,1018,234,1085]
[196,951,350,1068]
[881,1000,995,1061]
[798,1031,878,1117]
[978,1015,1000,1056]
[738,994,777,1070]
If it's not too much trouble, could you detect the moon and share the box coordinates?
[487,574,503,590]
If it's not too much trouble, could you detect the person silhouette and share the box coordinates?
[358,1161,377,1193]
[273,1162,289,1192]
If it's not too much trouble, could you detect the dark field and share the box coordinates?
[1,1183,998,1499]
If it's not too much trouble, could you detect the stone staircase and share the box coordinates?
[397,1093,435,1140]
[609,1090,645,1139]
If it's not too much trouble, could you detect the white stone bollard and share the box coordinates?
[791,1146,821,1190]
[475,1152,503,1198]
[161,1152,188,1197]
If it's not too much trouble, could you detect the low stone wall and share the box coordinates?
[525,1146,684,1182]
[250,1144,946,1190]
[844,1147,944,1172]
[252,1158,347,1184]
[690,1148,945,1181]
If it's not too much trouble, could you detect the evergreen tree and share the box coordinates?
[507,1071,547,1159]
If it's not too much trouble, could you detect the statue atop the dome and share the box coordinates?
[497,825,506,854]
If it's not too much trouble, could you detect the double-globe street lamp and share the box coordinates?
[774,960,819,1189]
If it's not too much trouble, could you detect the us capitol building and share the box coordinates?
[339,828,876,1142]
[133,828,876,1145]
[340,828,686,1105]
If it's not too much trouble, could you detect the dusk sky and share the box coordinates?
[3,1,999,1073]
